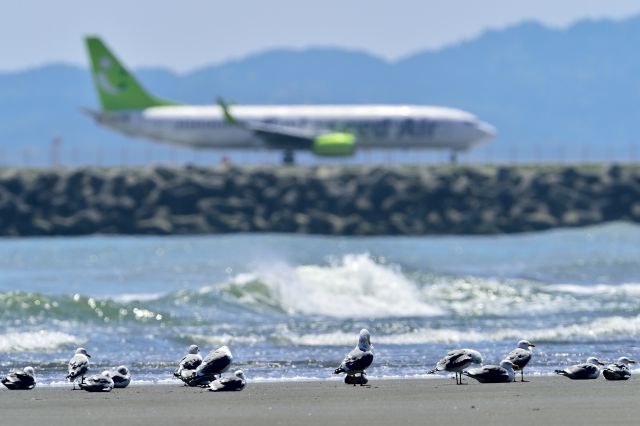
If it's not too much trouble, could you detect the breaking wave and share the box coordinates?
[2,254,640,324]
[0,331,82,353]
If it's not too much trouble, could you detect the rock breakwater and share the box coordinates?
[0,165,638,236]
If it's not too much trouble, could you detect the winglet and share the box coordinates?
[217,97,237,124]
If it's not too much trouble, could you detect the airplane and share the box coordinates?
[84,36,496,164]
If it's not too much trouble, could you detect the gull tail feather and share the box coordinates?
[334,367,345,374]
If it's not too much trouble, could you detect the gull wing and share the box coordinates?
[506,348,531,368]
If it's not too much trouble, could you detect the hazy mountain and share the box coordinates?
[2,15,640,165]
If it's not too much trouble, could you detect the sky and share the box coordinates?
[3,0,640,72]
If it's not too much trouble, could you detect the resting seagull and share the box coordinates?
[111,365,131,388]
[174,344,202,380]
[208,370,246,392]
[181,346,233,387]
[80,371,114,392]
[603,357,636,381]
[1,366,36,390]
[334,329,374,386]
[428,349,483,385]
[555,357,605,380]
[67,347,91,389]
[506,340,535,382]
[463,360,518,383]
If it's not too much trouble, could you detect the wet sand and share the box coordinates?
[0,376,637,425]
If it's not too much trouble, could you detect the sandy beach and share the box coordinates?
[1,376,637,425]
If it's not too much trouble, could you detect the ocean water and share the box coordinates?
[1,223,639,385]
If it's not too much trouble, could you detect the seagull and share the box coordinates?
[463,359,518,383]
[67,347,91,389]
[506,340,535,382]
[603,357,636,381]
[555,357,605,380]
[428,349,483,385]
[181,346,233,387]
[1,366,36,390]
[174,344,202,380]
[334,329,374,386]
[111,365,131,388]
[208,370,246,392]
[344,373,369,385]
[79,371,114,392]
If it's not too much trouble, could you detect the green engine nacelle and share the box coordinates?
[312,133,356,156]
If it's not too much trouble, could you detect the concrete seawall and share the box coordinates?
[1,164,638,236]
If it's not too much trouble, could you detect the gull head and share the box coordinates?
[116,365,129,375]
[188,345,199,355]
[234,370,246,380]
[23,366,35,377]
[358,329,372,351]
[75,347,91,358]
[517,340,535,350]
[101,370,111,378]
[617,357,637,366]
[587,357,605,366]
[500,360,518,371]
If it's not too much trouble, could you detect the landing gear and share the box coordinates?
[449,151,459,165]
[283,149,295,165]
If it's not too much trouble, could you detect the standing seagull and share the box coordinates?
[67,347,91,389]
[428,349,483,385]
[603,357,636,381]
[506,340,535,382]
[79,371,114,392]
[463,360,518,383]
[111,365,131,388]
[2,366,36,390]
[208,370,246,392]
[334,329,374,385]
[555,357,605,380]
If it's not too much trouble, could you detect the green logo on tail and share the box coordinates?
[85,36,178,111]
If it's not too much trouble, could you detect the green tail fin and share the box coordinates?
[85,36,177,111]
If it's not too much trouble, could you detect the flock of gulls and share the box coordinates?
[1,329,636,391]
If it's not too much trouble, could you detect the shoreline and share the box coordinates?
[1,376,638,425]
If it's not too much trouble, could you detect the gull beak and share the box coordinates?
[598,361,605,365]
[630,360,637,364]
[529,344,535,348]
[87,354,92,358]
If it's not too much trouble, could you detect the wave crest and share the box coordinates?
[219,254,444,318]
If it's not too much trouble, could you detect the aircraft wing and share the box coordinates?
[243,121,319,148]
[217,99,355,157]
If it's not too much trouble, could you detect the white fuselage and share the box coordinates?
[93,104,496,152]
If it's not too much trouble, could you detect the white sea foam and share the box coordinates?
[278,315,640,346]
[0,330,82,353]
[224,254,444,318]
[109,292,165,303]
[549,283,640,296]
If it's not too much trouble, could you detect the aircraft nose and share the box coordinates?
[475,121,497,143]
